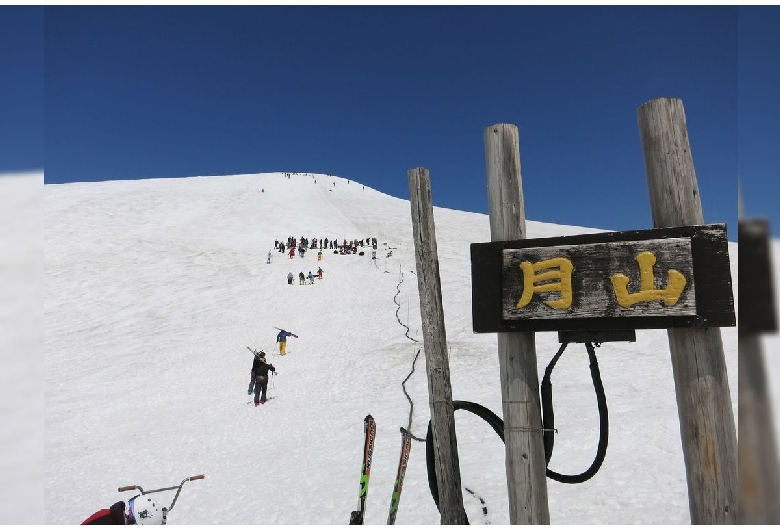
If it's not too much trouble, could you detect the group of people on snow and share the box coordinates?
[286,268,323,285]
[275,236,377,254]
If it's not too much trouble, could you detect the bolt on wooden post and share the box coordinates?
[483,124,550,524]
[637,97,737,524]
[408,167,468,524]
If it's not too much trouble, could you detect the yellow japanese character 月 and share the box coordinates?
[517,257,573,310]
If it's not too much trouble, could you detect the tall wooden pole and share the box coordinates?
[484,124,550,524]
[737,218,780,524]
[408,167,468,524]
[637,97,737,524]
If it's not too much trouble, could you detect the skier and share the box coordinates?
[287,272,294,285]
[317,267,323,279]
[247,351,276,406]
[307,271,315,284]
[299,271,305,285]
[288,246,295,259]
[317,250,323,261]
[276,329,295,355]
[267,251,272,264]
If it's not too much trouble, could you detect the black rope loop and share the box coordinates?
[542,341,609,484]
[425,343,610,518]
[426,401,503,524]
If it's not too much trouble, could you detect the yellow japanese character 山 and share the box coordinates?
[517,257,573,310]
[611,251,686,308]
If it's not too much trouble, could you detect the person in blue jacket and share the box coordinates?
[276,329,295,355]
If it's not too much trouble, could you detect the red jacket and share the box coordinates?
[82,501,126,524]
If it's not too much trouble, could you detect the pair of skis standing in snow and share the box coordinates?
[350,415,412,525]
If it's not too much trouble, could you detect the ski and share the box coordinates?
[273,326,298,338]
[350,414,376,525]
[387,427,412,525]
[246,346,267,358]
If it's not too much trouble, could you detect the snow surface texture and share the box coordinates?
[35,171,773,524]
[0,172,43,524]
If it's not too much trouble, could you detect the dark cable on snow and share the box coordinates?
[393,271,426,442]
[401,349,426,442]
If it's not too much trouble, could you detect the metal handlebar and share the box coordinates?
[117,474,205,514]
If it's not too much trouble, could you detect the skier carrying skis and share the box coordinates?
[276,329,295,355]
[247,351,276,406]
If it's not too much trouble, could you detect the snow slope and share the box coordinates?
[0,172,43,524]
[40,171,759,524]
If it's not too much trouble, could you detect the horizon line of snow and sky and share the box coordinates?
[2,6,779,237]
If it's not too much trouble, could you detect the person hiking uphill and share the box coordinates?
[276,329,295,355]
[247,351,276,406]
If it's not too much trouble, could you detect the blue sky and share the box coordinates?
[0,7,43,172]
[738,7,779,231]
[5,7,777,237]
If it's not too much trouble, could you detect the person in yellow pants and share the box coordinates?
[277,329,295,355]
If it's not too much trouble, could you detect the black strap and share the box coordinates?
[542,342,609,484]
[425,343,610,519]
[426,401,504,524]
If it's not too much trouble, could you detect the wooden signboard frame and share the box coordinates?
[471,223,734,333]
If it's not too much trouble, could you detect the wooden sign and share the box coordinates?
[738,219,777,333]
[471,224,734,333]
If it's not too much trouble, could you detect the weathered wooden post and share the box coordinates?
[483,124,550,524]
[407,167,468,524]
[737,218,780,524]
[637,97,737,523]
